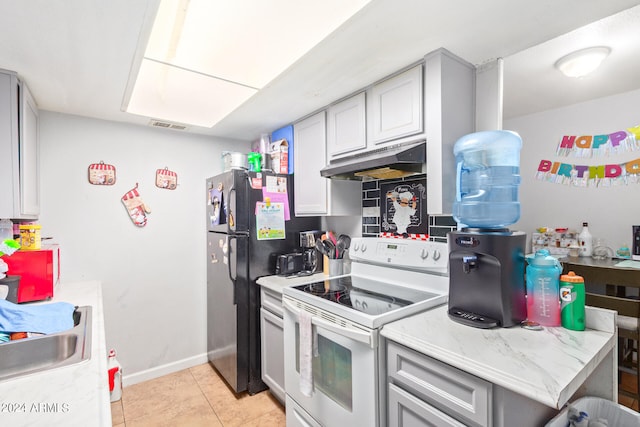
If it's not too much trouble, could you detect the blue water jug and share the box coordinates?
[453,130,522,228]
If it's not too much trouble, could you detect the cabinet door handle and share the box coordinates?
[283,298,375,348]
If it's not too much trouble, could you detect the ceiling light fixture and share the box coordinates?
[554,46,611,78]
[123,0,371,129]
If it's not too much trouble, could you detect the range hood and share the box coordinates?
[320,141,426,180]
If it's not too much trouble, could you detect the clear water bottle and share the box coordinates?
[0,219,13,241]
[525,249,562,326]
[453,130,522,228]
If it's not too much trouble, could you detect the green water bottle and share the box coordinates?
[560,271,585,331]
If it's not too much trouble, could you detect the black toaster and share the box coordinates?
[276,253,304,276]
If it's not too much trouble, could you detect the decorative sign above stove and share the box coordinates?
[380,177,427,238]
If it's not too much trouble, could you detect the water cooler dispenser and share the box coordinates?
[448,229,527,328]
[447,130,527,328]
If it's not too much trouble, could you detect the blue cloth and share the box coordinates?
[0,299,76,334]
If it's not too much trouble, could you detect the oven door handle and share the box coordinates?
[283,298,376,348]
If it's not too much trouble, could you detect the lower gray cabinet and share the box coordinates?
[260,288,285,404]
[387,341,492,427]
[389,383,467,427]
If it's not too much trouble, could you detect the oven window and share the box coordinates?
[295,324,353,411]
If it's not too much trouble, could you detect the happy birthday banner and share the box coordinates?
[536,124,640,187]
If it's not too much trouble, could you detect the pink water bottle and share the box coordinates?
[525,249,562,326]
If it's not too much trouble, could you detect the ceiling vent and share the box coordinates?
[148,120,188,131]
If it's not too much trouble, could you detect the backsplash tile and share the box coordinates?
[361,179,381,237]
[429,215,457,243]
[360,174,456,240]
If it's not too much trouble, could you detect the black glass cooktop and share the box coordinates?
[291,275,438,315]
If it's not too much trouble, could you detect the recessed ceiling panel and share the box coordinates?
[144,0,372,88]
[126,59,257,127]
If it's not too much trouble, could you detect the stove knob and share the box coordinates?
[361,244,367,253]
[420,248,429,259]
[353,243,360,252]
[362,301,368,311]
[433,249,441,261]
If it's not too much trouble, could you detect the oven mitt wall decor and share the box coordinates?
[122,183,151,227]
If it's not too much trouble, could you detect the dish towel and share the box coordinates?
[0,299,76,334]
[299,310,314,397]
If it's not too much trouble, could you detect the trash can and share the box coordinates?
[546,397,640,427]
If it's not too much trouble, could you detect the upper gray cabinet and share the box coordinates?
[294,111,361,216]
[369,64,423,145]
[327,91,366,159]
[0,70,40,219]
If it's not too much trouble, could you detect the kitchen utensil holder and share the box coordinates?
[328,259,344,276]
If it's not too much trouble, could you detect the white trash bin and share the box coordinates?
[546,397,640,427]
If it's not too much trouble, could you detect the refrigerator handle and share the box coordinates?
[227,235,237,304]
[228,184,236,234]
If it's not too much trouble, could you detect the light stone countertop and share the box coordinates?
[0,280,110,426]
[381,304,616,410]
[257,272,327,295]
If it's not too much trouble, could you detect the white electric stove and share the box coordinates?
[282,237,449,427]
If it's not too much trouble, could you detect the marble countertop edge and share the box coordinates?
[381,326,616,409]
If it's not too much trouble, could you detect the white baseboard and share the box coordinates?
[122,353,209,387]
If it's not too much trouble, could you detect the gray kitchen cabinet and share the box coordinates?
[369,64,423,145]
[423,49,475,215]
[293,111,360,216]
[327,91,366,159]
[387,341,492,427]
[0,69,39,219]
[260,287,285,404]
[388,383,467,427]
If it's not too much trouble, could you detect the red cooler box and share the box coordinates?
[1,245,59,303]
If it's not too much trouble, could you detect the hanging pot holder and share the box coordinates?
[155,167,178,190]
[88,161,116,185]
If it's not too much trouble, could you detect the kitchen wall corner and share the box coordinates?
[38,111,250,382]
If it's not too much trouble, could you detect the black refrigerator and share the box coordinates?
[206,169,320,395]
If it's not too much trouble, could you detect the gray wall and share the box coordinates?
[39,111,249,385]
[505,88,640,253]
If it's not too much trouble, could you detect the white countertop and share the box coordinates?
[257,272,327,294]
[381,304,616,409]
[0,281,110,426]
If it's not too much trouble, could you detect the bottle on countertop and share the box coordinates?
[107,349,123,402]
[578,222,593,257]
[525,249,562,326]
[0,219,12,241]
[560,271,586,331]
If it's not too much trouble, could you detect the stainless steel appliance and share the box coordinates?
[633,225,640,261]
[206,170,320,395]
[447,228,527,328]
[282,237,448,426]
[275,253,304,276]
[299,230,322,273]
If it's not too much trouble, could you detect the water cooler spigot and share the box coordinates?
[462,255,478,274]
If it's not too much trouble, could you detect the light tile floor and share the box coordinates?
[110,363,285,427]
[112,365,638,426]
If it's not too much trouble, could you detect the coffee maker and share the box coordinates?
[447,228,527,328]
[299,231,323,273]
